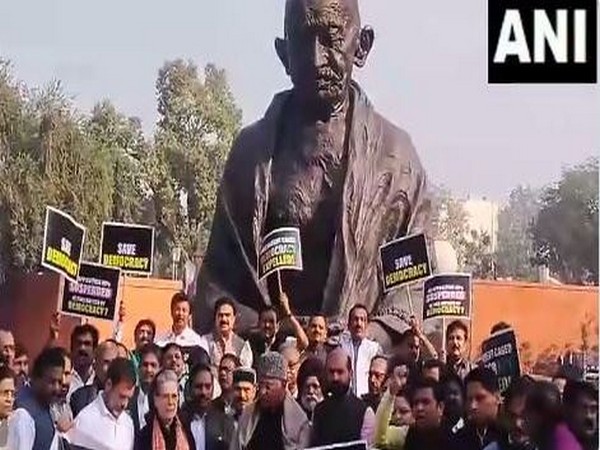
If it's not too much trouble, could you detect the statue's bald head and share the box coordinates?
[284,0,361,38]
[277,0,374,119]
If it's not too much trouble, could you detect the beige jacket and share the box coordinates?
[0,417,8,450]
[230,395,311,450]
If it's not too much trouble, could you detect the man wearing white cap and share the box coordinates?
[230,352,310,450]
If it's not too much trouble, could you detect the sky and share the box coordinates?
[0,0,598,200]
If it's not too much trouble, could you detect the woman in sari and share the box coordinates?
[136,369,191,450]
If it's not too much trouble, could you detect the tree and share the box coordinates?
[495,185,541,280]
[85,100,147,223]
[532,158,598,284]
[149,60,242,275]
[0,61,171,282]
[0,76,114,279]
[0,58,243,281]
[431,187,493,277]
[430,187,470,255]
[463,229,494,278]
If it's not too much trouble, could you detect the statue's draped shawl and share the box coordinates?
[195,82,431,335]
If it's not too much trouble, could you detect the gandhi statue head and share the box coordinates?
[276,0,375,118]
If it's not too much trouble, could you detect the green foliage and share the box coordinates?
[532,158,599,284]
[0,58,242,281]
[430,187,493,277]
[86,100,147,223]
[462,229,494,279]
[0,74,114,276]
[150,60,242,274]
[430,187,470,255]
[495,185,541,280]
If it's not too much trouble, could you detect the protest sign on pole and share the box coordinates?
[423,273,472,321]
[41,206,86,283]
[100,222,155,275]
[481,328,521,393]
[308,441,368,450]
[60,262,121,322]
[379,233,431,292]
[258,227,303,281]
[379,233,431,314]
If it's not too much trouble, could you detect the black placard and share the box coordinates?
[100,222,154,275]
[308,441,368,450]
[423,273,472,321]
[379,233,431,292]
[61,262,121,321]
[488,0,597,83]
[41,206,86,283]
[258,227,303,280]
[481,328,521,393]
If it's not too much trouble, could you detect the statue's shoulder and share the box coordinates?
[228,118,270,162]
[225,91,290,170]
[372,109,425,173]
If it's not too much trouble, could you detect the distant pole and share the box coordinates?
[405,285,415,316]
[277,271,283,297]
[172,247,181,281]
[491,203,497,279]
[56,275,65,314]
[442,318,447,363]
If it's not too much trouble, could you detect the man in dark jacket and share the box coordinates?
[9,347,66,449]
[181,363,235,450]
[213,353,240,417]
[70,340,118,417]
[128,344,161,433]
[449,367,506,450]
[361,355,388,411]
[482,376,536,450]
[311,348,375,447]
[404,377,450,450]
[563,380,599,450]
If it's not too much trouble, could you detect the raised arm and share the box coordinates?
[279,292,309,351]
[111,301,126,343]
[46,312,61,348]
[409,316,438,360]
[374,366,409,448]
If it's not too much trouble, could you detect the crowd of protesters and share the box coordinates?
[0,291,597,450]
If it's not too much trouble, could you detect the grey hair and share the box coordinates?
[147,369,181,419]
[153,369,179,395]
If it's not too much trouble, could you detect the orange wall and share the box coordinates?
[2,273,597,366]
[107,278,597,365]
[0,273,80,358]
[0,273,181,356]
[88,277,182,349]
[471,281,598,359]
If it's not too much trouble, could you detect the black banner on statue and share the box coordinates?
[379,233,431,292]
[308,441,368,450]
[423,273,472,321]
[100,222,154,275]
[61,262,121,321]
[41,206,86,283]
[481,328,521,393]
[258,227,303,280]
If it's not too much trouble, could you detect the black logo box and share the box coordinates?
[488,0,597,83]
